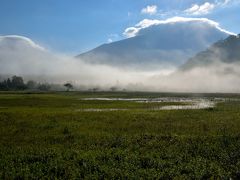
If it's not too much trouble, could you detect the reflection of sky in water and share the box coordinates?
[79,97,223,111]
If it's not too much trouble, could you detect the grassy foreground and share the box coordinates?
[1,92,240,179]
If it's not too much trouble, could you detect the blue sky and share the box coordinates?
[0,0,239,54]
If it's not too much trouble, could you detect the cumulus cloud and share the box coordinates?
[123,16,235,38]
[141,5,157,15]
[184,0,236,16]
[184,2,215,15]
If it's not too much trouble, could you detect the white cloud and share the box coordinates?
[107,34,119,43]
[0,35,45,51]
[141,5,157,15]
[222,0,231,5]
[107,39,113,43]
[184,0,236,16]
[217,0,232,6]
[123,16,236,38]
[184,2,215,15]
[123,27,139,38]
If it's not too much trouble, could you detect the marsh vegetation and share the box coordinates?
[1,92,240,179]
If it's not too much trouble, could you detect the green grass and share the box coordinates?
[1,92,240,179]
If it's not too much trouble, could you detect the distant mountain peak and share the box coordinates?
[76,18,232,70]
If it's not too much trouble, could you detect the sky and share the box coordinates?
[0,0,239,54]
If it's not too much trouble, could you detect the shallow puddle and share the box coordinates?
[79,97,218,111]
[77,108,127,112]
[81,97,215,103]
[156,101,215,110]
[81,98,148,101]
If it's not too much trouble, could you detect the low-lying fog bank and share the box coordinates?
[1,35,240,93]
[1,52,240,93]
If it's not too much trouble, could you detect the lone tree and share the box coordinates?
[64,83,73,91]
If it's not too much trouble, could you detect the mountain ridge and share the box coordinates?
[76,18,232,70]
[181,34,240,70]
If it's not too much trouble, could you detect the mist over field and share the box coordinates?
[1,35,240,93]
[2,1,240,179]
[0,17,239,92]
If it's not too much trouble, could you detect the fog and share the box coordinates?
[1,35,240,93]
[1,49,240,93]
[148,62,240,93]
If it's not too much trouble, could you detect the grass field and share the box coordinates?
[1,92,240,179]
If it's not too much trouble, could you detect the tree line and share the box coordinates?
[0,75,124,92]
[0,76,51,91]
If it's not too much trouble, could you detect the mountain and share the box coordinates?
[181,34,240,70]
[76,17,234,70]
